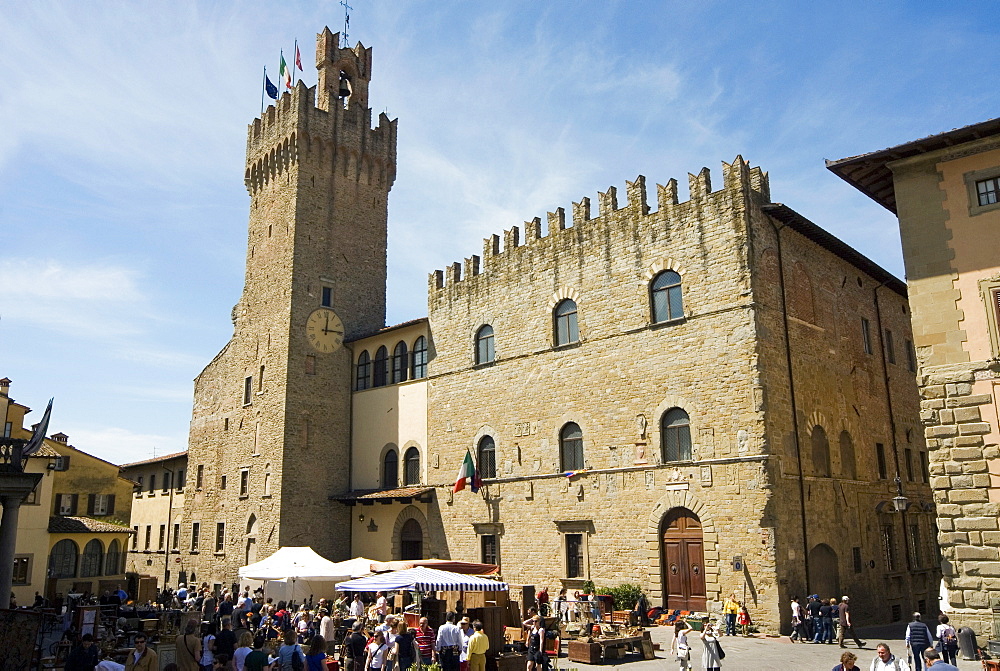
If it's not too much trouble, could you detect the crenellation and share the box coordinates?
[429,269,444,292]
[547,207,566,232]
[524,217,542,242]
[658,178,679,210]
[447,261,462,285]
[749,166,770,202]
[689,167,712,198]
[483,234,500,260]
[598,185,618,217]
[464,255,480,278]
[572,197,591,226]
[626,175,649,215]
[503,226,520,251]
[722,156,751,192]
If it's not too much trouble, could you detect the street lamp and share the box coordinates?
[892,475,909,512]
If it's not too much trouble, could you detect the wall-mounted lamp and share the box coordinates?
[358,514,365,522]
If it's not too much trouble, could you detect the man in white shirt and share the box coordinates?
[319,608,336,654]
[376,592,388,622]
[349,594,365,620]
[871,643,910,671]
[435,612,463,671]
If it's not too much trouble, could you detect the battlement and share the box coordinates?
[244,29,397,195]
[428,157,769,293]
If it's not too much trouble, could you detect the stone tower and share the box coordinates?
[183,27,396,586]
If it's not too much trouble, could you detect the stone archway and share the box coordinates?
[392,505,430,560]
[646,490,717,607]
[808,544,839,600]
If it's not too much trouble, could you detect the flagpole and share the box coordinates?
[292,39,298,87]
[261,66,266,115]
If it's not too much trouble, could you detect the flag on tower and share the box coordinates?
[280,51,292,89]
[264,74,278,100]
[453,450,481,493]
[295,43,303,71]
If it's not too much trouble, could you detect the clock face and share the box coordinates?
[305,308,345,353]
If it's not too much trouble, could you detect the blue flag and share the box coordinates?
[265,75,278,100]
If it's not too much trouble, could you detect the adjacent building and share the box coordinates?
[828,117,1000,630]
[1,378,132,604]
[120,452,187,589]
[177,27,937,630]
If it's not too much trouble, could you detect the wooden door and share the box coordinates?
[661,508,707,610]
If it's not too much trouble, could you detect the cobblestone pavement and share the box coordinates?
[552,624,986,671]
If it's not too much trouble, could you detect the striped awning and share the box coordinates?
[335,566,507,592]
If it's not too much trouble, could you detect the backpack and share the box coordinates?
[290,645,304,671]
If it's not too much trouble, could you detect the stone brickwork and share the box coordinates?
[420,158,935,632]
[181,28,395,588]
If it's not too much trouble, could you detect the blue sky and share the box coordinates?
[1,1,995,465]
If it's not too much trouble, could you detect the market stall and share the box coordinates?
[238,546,370,603]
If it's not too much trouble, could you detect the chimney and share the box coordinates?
[51,432,69,444]
[0,378,10,396]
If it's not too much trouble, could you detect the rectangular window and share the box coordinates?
[905,448,914,482]
[12,556,30,585]
[220,475,227,490]
[244,376,253,405]
[196,465,204,489]
[978,177,1000,207]
[240,469,250,497]
[158,524,166,551]
[306,355,316,375]
[3,421,11,438]
[905,339,916,372]
[191,523,201,551]
[909,523,921,568]
[53,455,70,471]
[92,494,111,516]
[215,523,226,552]
[852,547,862,574]
[321,286,333,307]
[566,533,584,578]
[882,524,896,572]
[163,471,171,492]
[920,451,930,483]
[177,469,185,490]
[861,317,873,355]
[481,535,498,566]
[148,474,156,493]
[144,525,152,551]
[172,524,180,550]
[885,329,896,364]
[224,417,230,431]
[259,365,265,391]
[876,443,887,480]
[136,475,143,494]
[132,526,139,550]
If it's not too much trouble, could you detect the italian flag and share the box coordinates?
[454,450,481,493]
[280,52,292,89]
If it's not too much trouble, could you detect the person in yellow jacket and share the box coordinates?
[467,621,489,671]
[722,595,739,636]
[125,634,159,671]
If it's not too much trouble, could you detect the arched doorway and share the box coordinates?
[246,514,258,565]
[400,518,423,560]
[808,544,839,600]
[661,508,706,610]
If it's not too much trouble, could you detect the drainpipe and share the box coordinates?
[766,218,811,593]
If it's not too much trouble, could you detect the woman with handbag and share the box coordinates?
[365,632,390,671]
[670,619,693,670]
[700,621,724,671]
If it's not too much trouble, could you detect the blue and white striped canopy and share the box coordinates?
[335,566,507,592]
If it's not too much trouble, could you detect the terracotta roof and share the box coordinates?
[761,203,907,298]
[826,117,1000,214]
[48,516,134,534]
[333,486,435,503]
[347,317,429,344]
[120,450,188,468]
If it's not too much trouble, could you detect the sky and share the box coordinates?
[0,1,996,466]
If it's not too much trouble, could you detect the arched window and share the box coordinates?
[355,351,371,390]
[105,539,121,576]
[812,425,831,477]
[392,341,409,383]
[839,431,857,480]
[80,539,100,577]
[383,449,398,489]
[475,325,495,364]
[651,270,684,322]
[661,408,692,462]
[404,447,420,486]
[411,336,428,379]
[373,346,389,387]
[554,299,579,346]
[400,518,423,560]
[246,513,258,536]
[478,436,497,479]
[49,539,78,579]
[560,422,584,471]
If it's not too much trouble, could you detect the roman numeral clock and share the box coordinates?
[306,308,345,353]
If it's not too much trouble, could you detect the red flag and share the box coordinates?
[295,45,303,71]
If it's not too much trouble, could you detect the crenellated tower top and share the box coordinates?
[316,27,372,112]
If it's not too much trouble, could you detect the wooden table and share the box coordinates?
[567,632,653,663]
